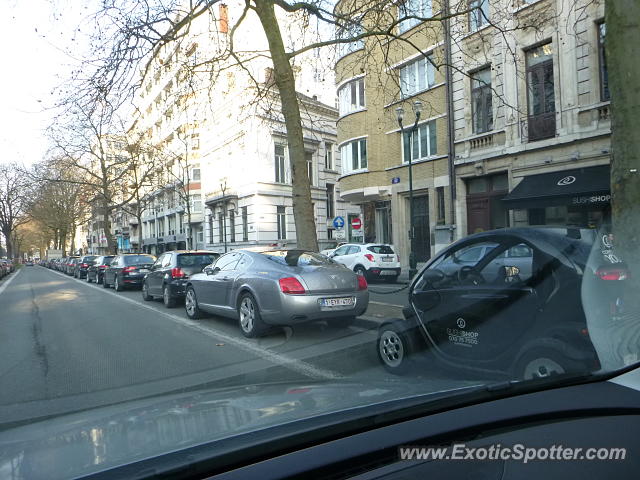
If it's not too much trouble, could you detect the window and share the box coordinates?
[399,55,435,98]
[325,142,334,170]
[191,167,201,181]
[338,78,365,116]
[274,144,286,183]
[398,0,432,34]
[208,214,214,243]
[526,43,555,141]
[471,67,493,133]
[436,186,445,224]
[598,22,610,101]
[336,22,364,58]
[341,138,368,174]
[190,194,202,213]
[218,214,224,243]
[402,120,437,162]
[469,0,489,31]
[191,134,200,150]
[326,183,335,219]
[306,151,314,186]
[277,206,287,240]
[214,252,240,271]
[242,206,248,242]
[229,210,236,243]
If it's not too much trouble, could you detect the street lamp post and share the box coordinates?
[220,180,228,253]
[396,100,422,279]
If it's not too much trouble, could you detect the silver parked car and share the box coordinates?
[185,249,369,337]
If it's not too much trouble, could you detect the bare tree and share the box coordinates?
[0,163,32,259]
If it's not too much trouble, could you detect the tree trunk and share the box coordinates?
[254,1,318,251]
[2,227,12,259]
[137,208,143,253]
[607,1,640,297]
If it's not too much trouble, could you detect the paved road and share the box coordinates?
[0,266,465,427]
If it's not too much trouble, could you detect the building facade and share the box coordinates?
[334,0,454,270]
[450,0,611,234]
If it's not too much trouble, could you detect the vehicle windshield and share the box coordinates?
[261,250,333,266]
[367,245,395,254]
[123,255,155,265]
[178,254,218,266]
[0,0,638,478]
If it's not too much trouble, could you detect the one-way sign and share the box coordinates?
[333,216,345,229]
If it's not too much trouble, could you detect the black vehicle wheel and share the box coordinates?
[86,273,92,283]
[163,285,177,308]
[515,348,583,381]
[354,265,367,278]
[185,286,204,319]
[377,321,416,374]
[385,275,399,284]
[114,275,124,292]
[102,275,110,288]
[238,293,267,338]
[142,281,153,301]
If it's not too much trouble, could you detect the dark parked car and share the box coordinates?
[142,251,220,308]
[103,254,156,291]
[86,255,115,284]
[73,255,97,279]
[63,256,80,275]
[377,227,624,379]
[184,249,369,337]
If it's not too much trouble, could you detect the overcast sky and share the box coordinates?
[0,0,91,166]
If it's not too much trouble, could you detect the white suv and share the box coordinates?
[330,243,401,283]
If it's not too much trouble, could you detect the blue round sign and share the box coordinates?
[332,216,345,229]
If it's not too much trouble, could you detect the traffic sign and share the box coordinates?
[334,229,346,239]
[392,177,400,184]
[333,216,345,229]
[351,217,362,230]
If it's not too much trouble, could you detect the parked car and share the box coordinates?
[0,259,13,276]
[376,226,623,379]
[142,251,220,308]
[86,255,115,284]
[24,260,34,266]
[64,256,80,275]
[329,243,401,283]
[319,242,347,257]
[184,249,369,337]
[103,254,156,291]
[73,255,98,279]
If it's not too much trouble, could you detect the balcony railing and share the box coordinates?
[527,112,556,142]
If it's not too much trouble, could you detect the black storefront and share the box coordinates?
[502,165,611,228]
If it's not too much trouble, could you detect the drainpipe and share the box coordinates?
[443,0,457,242]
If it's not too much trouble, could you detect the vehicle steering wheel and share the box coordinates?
[457,265,485,286]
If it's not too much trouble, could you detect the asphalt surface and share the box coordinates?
[0,266,466,427]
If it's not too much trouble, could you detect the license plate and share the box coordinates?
[139,269,149,273]
[382,256,394,262]
[380,270,397,276]
[320,297,354,308]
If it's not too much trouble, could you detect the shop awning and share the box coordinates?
[502,165,611,209]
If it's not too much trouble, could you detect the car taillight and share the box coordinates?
[397,254,400,262]
[364,253,375,262]
[596,266,628,281]
[81,263,88,268]
[279,277,305,294]
[357,275,368,290]
[171,267,187,279]
[99,265,108,269]
[123,266,136,273]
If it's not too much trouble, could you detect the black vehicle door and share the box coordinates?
[148,254,167,295]
[411,237,539,365]
[107,257,121,283]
